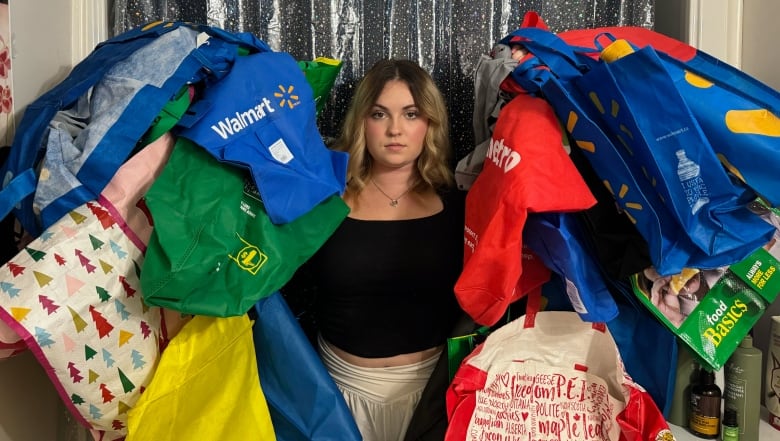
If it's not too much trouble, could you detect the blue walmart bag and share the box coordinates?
[0,21,270,237]
[502,21,775,275]
[176,51,348,225]
[576,36,773,258]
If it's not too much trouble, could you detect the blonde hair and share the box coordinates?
[332,59,453,197]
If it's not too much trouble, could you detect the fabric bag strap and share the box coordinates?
[500,27,595,82]
[523,287,607,334]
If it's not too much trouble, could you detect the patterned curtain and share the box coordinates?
[109,0,654,159]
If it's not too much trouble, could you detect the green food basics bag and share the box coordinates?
[630,202,780,370]
[140,138,349,316]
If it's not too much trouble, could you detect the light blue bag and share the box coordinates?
[0,21,270,238]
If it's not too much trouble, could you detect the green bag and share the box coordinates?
[298,57,343,115]
[447,326,490,382]
[140,138,349,316]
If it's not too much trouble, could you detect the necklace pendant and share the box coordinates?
[390,199,399,207]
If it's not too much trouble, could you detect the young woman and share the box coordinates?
[305,59,466,440]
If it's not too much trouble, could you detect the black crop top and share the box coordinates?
[308,189,465,358]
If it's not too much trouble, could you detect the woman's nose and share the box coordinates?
[386,118,401,135]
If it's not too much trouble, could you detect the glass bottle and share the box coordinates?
[721,408,739,441]
[689,367,721,439]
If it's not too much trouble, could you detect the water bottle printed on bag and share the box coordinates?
[675,149,710,215]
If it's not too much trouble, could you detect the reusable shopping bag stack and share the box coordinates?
[449,10,780,440]
[0,20,359,440]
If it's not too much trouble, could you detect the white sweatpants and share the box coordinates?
[318,335,438,441]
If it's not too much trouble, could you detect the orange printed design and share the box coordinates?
[603,181,644,225]
[565,109,644,224]
[684,71,714,89]
[725,109,780,136]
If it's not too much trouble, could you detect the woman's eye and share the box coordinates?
[405,111,419,119]
[370,111,386,119]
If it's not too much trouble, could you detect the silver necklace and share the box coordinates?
[371,178,411,207]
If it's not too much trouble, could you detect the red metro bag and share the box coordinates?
[454,93,596,326]
[445,290,673,441]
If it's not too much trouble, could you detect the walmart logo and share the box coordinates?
[565,109,644,224]
[210,83,300,140]
[274,84,300,109]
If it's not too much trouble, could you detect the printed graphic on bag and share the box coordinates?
[631,204,780,370]
[0,202,163,439]
[467,361,622,441]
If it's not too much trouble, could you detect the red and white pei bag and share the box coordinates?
[445,292,675,441]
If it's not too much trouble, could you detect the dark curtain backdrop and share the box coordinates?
[109,0,654,160]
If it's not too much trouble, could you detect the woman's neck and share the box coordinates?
[345,167,440,220]
[369,165,417,193]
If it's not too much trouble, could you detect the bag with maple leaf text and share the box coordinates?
[444,289,674,441]
[0,133,176,440]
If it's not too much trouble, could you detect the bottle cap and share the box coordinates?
[723,408,738,426]
[699,367,715,383]
[740,334,753,348]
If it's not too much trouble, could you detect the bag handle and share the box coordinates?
[523,287,607,334]
[501,27,596,82]
[523,288,542,328]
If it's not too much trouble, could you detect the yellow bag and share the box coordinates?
[127,314,276,440]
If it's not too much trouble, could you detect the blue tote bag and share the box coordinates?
[554,21,780,207]
[524,212,619,323]
[252,292,361,441]
[573,37,774,259]
[0,21,270,237]
[660,48,780,207]
[176,51,348,225]
[503,25,775,275]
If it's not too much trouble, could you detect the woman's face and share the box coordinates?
[364,79,429,172]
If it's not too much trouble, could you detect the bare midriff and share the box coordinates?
[327,340,443,368]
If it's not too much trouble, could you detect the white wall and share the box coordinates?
[8,1,74,125]
[742,2,780,402]
[742,0,780,90]
[1,2,74,441]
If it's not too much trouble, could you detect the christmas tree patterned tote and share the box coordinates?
[0,134,174,439]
